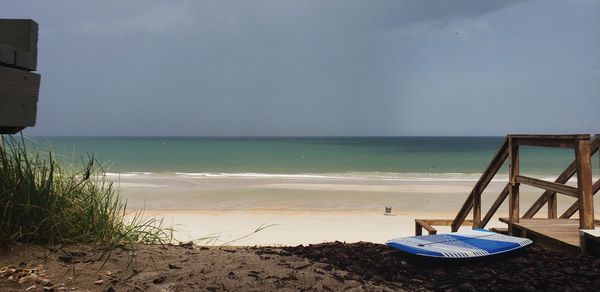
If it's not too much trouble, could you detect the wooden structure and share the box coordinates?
[0,19,40,134]
[415,134,600,254]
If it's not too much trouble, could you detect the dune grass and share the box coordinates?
[0,135,170,248]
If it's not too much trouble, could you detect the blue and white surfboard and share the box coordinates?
[386,229,532,258]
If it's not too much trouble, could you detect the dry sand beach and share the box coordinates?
[113,174,597,245]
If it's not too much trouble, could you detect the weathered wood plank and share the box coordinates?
[500,218,581,251]
[547,191,557,218]
[0,44,15,64]
[473,184,481,228]
[415,219,437,235]
[509,139,520,231]
[415,219,474,235]
[421,219,473,226]
[0,19,38,71]
[515,175,579,198]
[0,66,40,130]
[415,221,423,236]
[509,134,589,140]
[451,138,509,231]
[0,43,35,71]
[509,134,589,149]
[575,139,594,229]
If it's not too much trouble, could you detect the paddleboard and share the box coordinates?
[386,229,532,258]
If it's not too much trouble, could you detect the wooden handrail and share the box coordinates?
[509,134,588,148]
[451,138,509,231]
[515,175,579,198]
[523,136,600,218]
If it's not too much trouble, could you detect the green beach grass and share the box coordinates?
[0,136,170,249]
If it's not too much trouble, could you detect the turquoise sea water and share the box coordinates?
[18,136,596,180]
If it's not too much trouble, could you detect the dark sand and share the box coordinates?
[1,242,599,291]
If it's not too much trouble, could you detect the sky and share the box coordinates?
[2,0,600,136]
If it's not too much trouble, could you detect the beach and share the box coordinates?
[20,136,598,245]
[113,173,594,245]
[3,1,598,289]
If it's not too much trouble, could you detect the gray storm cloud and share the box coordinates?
[2,0,599,136]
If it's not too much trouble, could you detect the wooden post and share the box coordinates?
[508,137,520,233]
[473,189,481,229]
[548,193,557,219]
[575,138,594,230]
[415,221,422,236]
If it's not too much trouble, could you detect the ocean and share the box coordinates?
[21,136,589,181]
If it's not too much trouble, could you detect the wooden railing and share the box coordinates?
[415,134,599,236]
[452,138,509,231]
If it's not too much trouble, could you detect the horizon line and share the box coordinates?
[20,134,512,138]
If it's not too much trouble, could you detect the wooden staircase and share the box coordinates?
[415,134,600,254]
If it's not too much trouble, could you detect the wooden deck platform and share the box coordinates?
[500,218,582,253]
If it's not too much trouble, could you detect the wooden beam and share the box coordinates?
[509,134,590,140]
[548,191,557,219]
[524,136,600,218]
[509,139,520,230]
[415,219,474,235]
[0,43,34,71]
[509,134,589,149]
[575,139,594,229]
[415,219,437,235]
[480,183,510,228]
[0,66,40,130]
[451,138,509,231]
[561,176,600,219]
[0,19,38,71]
[415,220,423,236]
[515,175,579,198]
[473,184,481,229]
[421,219,473,226]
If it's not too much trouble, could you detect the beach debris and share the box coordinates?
[226,271,238,280]
[291,262,311,270]
[94,270,119,285]
[178,241,194,249]
[247,270,261,280]
[152,275,167,284]
[168,263,182,269]
[58,250,87,263]
[384,206,395,216]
